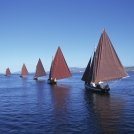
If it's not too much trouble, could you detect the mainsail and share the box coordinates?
[34,58,46,78]
[93,29,128,84]
[82,29,128,84]
[49,46,72,80]
[5,68,11,76]
[21,64,29,76]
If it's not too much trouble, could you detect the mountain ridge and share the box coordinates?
[2,66,134,74]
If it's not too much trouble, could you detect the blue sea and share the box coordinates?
[0,72,134,134]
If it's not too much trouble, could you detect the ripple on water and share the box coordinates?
[0,73,134,133]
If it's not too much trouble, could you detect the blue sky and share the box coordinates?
[0,0,134,73]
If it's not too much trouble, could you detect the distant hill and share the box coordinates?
[6,66,134,75]
[12,71,21,74]
[69,67,85,72]
[69,66,134,72]
[12,71,35,74]
[125,66,134,71]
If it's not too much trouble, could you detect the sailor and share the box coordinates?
[90,82,96,87]
[54,78,56,83]
[98,81,104,89]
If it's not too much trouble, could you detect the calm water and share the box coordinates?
[0,72,134,134]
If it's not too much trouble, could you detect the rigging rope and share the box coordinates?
[107,79,122,88]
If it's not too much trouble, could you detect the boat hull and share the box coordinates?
[34,77,38,80]
[85,84,110,93]
[47,79,56,85]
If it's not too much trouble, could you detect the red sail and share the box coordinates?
[6,68,11,76]
[93,29,128,84]
[21,64,29,76]
[50,46,72,80]
[35,58,46,78]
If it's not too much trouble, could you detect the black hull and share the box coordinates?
[20,75,23,78]
[85,84,110,93]
[34,77,38,80]
[47,79,56,85]
[5,75,9,76]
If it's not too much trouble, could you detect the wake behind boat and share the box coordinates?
[47,46,72,84]
[82,29,128,93]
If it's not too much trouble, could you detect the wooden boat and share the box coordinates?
[20,64,29,77]
[47,46,72,84]
[34,58,46,80]
[82,29,128,93]
[5,68,11,76]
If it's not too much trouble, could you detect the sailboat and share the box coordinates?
[5,68,11,76]
[82,29,128,93]
[20,64,29,77]
[34,58,46,80]
[47,46,72,84]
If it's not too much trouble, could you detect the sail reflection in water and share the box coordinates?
[50,84,71,112]
[49,84,71,132]
[35,80,46,110]
[84,90,125,133]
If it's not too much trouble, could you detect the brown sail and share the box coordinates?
[5,68,11,76]
[93,29,128,84]
[21,64,29,76]
[49,46,72,80]
[34,58,46,78]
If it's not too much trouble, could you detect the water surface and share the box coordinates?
[0,72,134,133]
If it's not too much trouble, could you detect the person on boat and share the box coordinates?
[97,81,104,89]
[54,78,56,83]
[90,82,96,87]
[51,77,54,82]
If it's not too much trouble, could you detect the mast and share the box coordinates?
[50,46,72,80]
[93,29,128,84]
